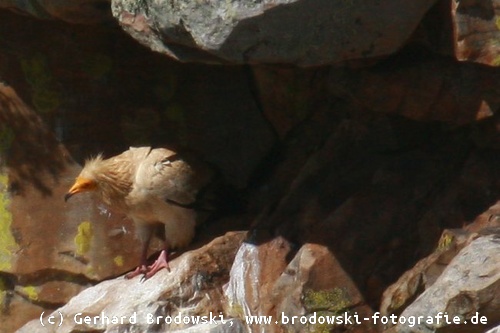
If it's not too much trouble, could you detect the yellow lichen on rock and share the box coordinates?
[113,255,124,267]
[303,288,351,313]
[437,232,454,252]
[74,221,93,256]
[0,276,7,309]
[0,172,19,272]
[302,288,352,333]
[20,285,39,301]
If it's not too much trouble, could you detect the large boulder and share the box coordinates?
[111,0,437,65]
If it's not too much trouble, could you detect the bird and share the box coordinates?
[64,146,216,280]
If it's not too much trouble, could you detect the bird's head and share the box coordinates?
[65,176,97,201]
[65,155,104,202]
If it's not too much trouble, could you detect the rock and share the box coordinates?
[111,0,436,65]
[251,66,330,139]
[271,243,378,333]
[170,65,276,188]
[487,325,500,333]
[224,235,292,333]
[252,106,500,312]
[17,231,246,333]
[224,240,378,333]
[382,231,500,333]
[380,229,480,318]
[0,0,112,24]
[1,2,500,332]
[451,0,500,66]
[328,56,500,124]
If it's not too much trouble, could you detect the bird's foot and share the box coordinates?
[143,250,170,280]
[125,265,148,279]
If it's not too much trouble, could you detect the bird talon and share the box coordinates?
[125,265,148,279]
[142,250,170,279]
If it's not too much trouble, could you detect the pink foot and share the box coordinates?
[125,265,148,279]
[143,250,170,280]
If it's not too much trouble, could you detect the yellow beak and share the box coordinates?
[64,185,80,202]
[65,178,95,202]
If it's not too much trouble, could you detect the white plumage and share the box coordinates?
[65,146,214,279]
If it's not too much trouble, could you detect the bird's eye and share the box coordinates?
[81,182,93,189]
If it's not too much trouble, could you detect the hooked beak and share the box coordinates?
[65,178,95,202]
[64,192,74,202]
[64,184,81,202]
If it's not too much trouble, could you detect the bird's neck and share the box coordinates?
[95,163,132,211]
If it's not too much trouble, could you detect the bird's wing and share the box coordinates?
[130,148,214,208]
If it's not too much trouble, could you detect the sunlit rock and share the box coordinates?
[17,232,246,333]
[111,0,437,65]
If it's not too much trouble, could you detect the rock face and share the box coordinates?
[0,1,499,333]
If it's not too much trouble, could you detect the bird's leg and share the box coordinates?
[144,244,171,280]
[125,244,149,279]
[125,228,152,279]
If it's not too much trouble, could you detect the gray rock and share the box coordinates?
[111,0,437,65]
[387,232,500,333]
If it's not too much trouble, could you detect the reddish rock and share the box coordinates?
[452,0,500,66]
[271,243,378,333]
[251,66,329,139]
[328,57,500,124]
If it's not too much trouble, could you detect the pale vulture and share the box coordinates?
[65,146,215,280]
